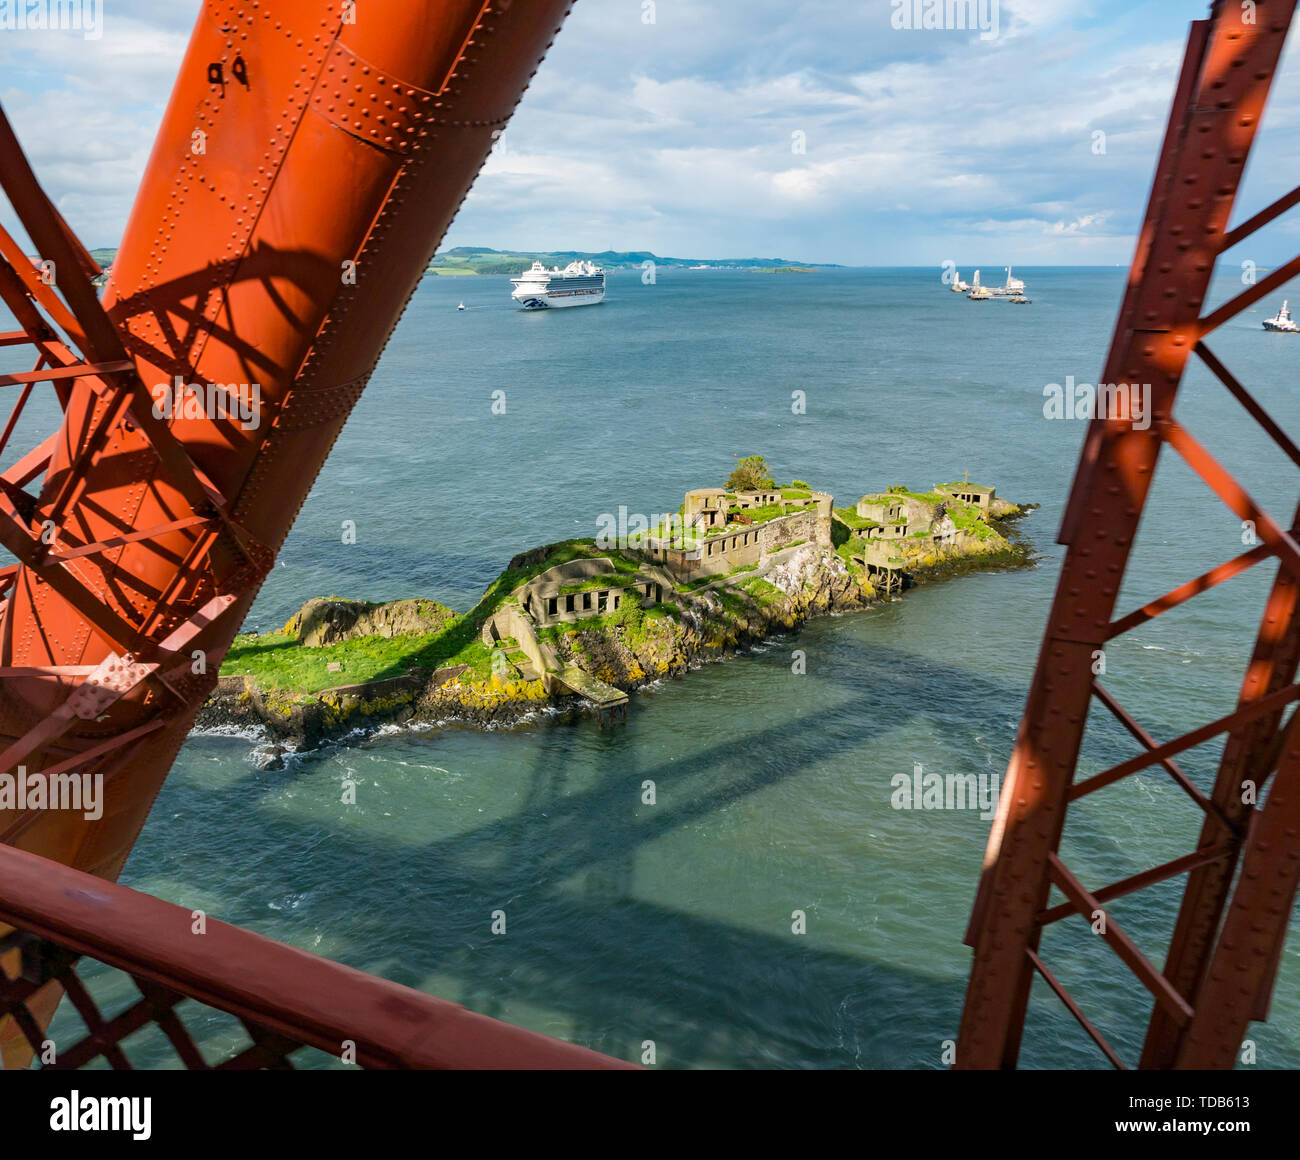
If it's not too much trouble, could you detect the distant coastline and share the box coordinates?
[424,247,837,276]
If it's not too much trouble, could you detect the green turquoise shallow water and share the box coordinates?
[12,265,1300,1067]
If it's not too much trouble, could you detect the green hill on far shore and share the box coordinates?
[426,247,834,276]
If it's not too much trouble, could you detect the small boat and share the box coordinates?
[457,301,466,311]
[1263,299,1298,332]
[1010,294,1031,304]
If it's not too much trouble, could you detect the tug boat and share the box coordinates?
[1263,300,1299,332]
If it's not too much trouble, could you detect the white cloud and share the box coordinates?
[1,1,1298,265]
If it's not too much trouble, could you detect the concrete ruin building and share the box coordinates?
[937,481,996,510]
[480,479,1003,696]
[643,486,835,578]
[477,484,841,710]
[840,484,999,588]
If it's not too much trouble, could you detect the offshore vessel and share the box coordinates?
[1263,299,1298,331]
[989,266,1026,297]
[967,270,993,300]
[511,259,606,309]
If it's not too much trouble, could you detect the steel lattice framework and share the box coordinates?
[0,0,600,1069]
[959,0,1300,1069]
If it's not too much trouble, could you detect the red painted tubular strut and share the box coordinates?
[958,0,1300,1069]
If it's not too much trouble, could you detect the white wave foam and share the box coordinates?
[193,722,269,743]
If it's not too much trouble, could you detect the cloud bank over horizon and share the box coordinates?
[1,1,1298,267]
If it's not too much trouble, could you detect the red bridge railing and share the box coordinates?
[0,844,634,1070]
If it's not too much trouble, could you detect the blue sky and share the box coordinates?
[0,0,1297,265]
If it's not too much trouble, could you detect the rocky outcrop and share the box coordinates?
[284,596,455,647]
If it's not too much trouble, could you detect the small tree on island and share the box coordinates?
[727,455,775,492]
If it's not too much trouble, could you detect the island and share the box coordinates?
[199,457,1034,754]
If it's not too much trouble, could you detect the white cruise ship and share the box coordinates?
[510,260,606,310]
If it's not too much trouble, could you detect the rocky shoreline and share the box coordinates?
[196,508,1036,755]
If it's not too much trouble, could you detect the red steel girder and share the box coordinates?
[959,0,1300,1069]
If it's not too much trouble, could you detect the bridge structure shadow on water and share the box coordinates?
[88,639,1300,1069]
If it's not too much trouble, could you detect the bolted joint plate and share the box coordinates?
[70,654,159,720]
[309,39,437,156]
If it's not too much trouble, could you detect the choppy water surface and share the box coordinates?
[23,266,1300,1067]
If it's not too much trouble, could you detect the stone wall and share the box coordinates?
[654,507,827,579]
[492,602,566,692]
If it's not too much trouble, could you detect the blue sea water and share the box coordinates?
[11,265,1300,1068]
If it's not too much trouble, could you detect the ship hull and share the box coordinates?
[513,287,606,310]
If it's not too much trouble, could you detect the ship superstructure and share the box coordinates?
[1263,299,1298,331]
[989,266,1026,297]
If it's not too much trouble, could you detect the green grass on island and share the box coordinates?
[835,535,870,566]
[223,539,652,696]
[223,629,487,696]
[833,506,879,531]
